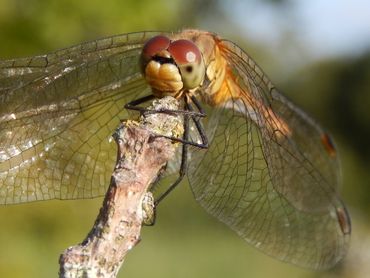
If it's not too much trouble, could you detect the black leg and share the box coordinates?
[124,94,210,205]
[154,95,210,204]
[152,134,208,149]
[187,96,209,148]
[155,108,190,205]
[125,94,206,118]
[124,94,155,111]
[149,95,209,149]
[190,95,206,115]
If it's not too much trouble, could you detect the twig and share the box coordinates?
[59,96,183,278]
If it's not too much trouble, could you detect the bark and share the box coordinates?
[59,96,183,278]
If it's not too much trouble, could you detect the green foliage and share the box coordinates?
[0,0,185,56]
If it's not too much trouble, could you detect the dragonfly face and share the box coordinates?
[0,29,350,270]
[140,35,206,96]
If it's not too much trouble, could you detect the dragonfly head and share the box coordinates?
[140,35,206,97]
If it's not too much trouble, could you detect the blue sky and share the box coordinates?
[297,1,370,57]
[224,0,370,62]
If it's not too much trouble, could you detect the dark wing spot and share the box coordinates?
[336,205,351,235]
[321,133,336,157]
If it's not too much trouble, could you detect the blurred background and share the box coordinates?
[0,0,369,277]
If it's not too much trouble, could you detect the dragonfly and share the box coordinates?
[0,29,350,270]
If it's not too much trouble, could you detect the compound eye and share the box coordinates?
[168,39,202,65]
[142,35,171,59]
[141,35,171,73]
[168,39,205,89]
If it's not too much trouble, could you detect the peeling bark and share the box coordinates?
[59,96,183,278]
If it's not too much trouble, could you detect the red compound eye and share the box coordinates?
[142,35,171,59]
[168,39,202,65]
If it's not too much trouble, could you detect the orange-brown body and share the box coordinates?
[144,29,291,137]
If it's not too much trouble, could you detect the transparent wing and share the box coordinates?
[0,32,159,204]
[187,39,350,269]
